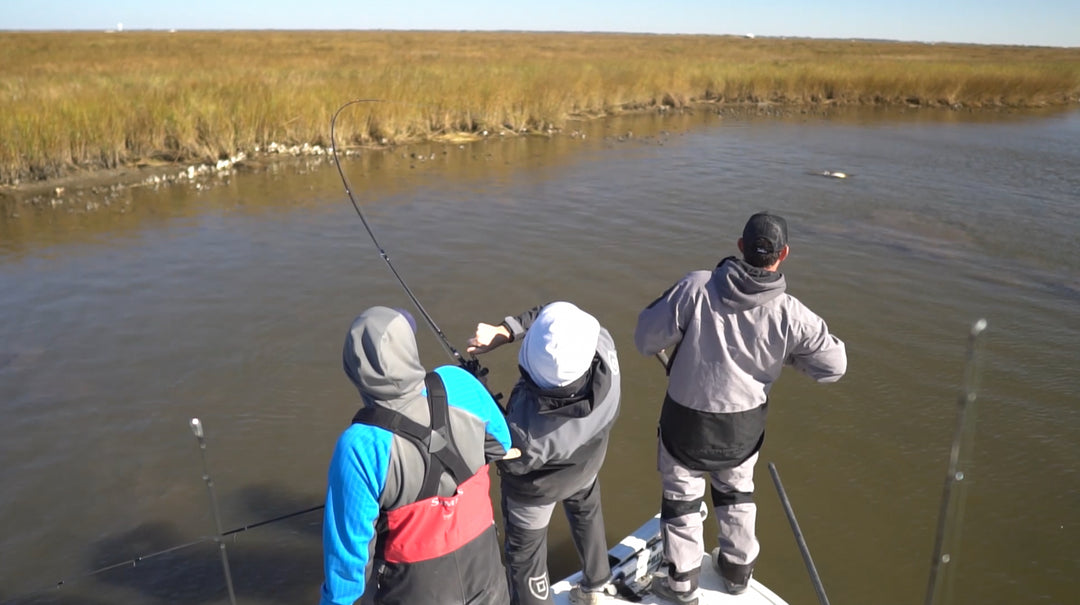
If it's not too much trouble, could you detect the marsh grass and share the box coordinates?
[2,31,1078,185]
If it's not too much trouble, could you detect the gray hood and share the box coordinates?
[714,256,786,311]
[342,306,426,410]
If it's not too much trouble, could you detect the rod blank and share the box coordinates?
[191,417,239,605]
[924,319,987,605]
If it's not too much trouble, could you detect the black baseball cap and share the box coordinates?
[742,212,788,255]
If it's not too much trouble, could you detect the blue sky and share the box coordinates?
[2,0,1077,47]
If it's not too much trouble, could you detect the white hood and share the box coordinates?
[518,301,600,389]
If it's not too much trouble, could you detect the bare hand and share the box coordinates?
[467,323,511,354]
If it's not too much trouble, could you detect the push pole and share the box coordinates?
[768,463,830,605]
[190,418,238,605]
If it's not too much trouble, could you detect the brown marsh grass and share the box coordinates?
[2,31,1078,186]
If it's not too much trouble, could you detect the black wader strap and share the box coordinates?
[351,406,431,445]
[351,372,475,499]
[420,372,473,495]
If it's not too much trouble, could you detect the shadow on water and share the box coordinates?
[92,524,231,604]
[229,483,325,540]
[3,483,325,605]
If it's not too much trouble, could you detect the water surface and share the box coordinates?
[1,107,1077,605]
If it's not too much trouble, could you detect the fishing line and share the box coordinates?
[329,98,489,381]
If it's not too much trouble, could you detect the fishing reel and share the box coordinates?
[462,356,505,409]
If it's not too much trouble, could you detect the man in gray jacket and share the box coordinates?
[469,301,621,605]
[634,212,847,604]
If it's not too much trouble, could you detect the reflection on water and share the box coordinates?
[4,105,1069,256]
[1,106,1078,605]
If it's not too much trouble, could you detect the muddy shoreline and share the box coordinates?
[3,101,1074,214]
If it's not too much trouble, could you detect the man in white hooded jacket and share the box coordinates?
[469,301,621,605]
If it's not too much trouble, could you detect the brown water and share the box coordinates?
[1,107,1078,605]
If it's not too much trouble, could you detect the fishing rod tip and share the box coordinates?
[190,418,204,438]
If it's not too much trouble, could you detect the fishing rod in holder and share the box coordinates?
[924,318,988,605]
[15,418,326,603]
[329,99,489,382]
[190,417,239,605]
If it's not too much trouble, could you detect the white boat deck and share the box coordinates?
[551,515,787,605]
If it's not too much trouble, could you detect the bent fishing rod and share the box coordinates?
[330,99,489,382]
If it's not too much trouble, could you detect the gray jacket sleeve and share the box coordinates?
[634,273,702,356]
[785,307,847,382]
[497,422,543,476]
[494,304,545,476]
[502,304,546,341]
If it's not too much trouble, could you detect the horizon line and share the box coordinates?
[2,28,1076,49]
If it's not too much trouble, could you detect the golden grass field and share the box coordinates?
[2,30,1079,186]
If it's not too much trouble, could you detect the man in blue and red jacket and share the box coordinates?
[320,306,514,605]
